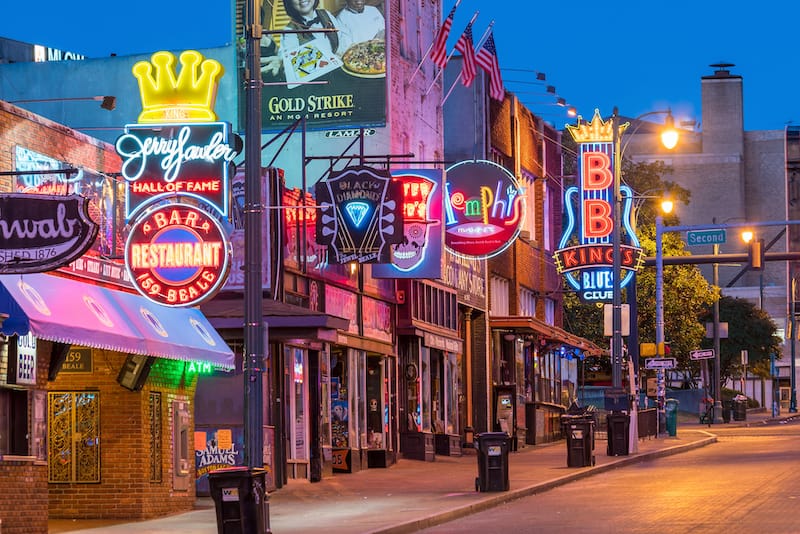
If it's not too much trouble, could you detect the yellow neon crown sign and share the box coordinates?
[132,50,224,124]
[566,109,628,143]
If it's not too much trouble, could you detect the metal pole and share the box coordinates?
[713,243,723,423]
[611,107,623,389]
[244,0,265,469]
[791,277,798,412]
[655,215,665,433]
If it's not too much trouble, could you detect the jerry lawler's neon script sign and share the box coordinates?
[554,110,644,302]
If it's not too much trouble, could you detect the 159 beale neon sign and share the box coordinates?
[125,204,231,307]
[553,110,644,302]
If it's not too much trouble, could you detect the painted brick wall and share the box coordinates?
[0,101,120,195]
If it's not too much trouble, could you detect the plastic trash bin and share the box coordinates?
[474,432,511,492]
[561,414,595,467]
[208,466,270,534]
[665,398,679,436]
[733,397,747,421]
[606,412,630,456]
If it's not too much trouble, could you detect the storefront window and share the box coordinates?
[290,348,308,460]
[354,349,367,449]
[0,388,28,456]
[421,346,431,432]
[445,352,458,435]
[330,348,349,448]
[366,355,384,449]
[430,349,442,432]
[320,351,331,448]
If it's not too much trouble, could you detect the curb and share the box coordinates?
[371,433,717,534]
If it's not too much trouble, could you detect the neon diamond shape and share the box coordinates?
[344,201,371,228]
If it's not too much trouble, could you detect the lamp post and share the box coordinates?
[611,108,678,389]
[790,276,798,412]
[612,107,624,388]
[654,199,673,433]
[712,243,724,423]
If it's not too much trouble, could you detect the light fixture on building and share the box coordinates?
[9,95,116,111]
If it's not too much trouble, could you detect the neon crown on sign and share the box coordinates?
[132,50,224,124]
[566,109,628,144]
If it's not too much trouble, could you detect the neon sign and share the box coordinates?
[315,166,403,264]
[116,122,241,220]
[554,110,644,302]
[132,50,224,124]
[0,193,98,274]
[444,160,524,259]
[373,169,443,278]
[125,203,231,307]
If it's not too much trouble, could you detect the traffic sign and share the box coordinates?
[645,357,677,369]
[690,349,715,360]
[687,229,726,246]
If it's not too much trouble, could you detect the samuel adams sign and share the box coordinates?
[0,193,98,274]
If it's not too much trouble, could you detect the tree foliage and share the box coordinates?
[699,296,782,384]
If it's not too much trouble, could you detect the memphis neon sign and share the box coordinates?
[444,160,524,259]
[554,110,644,302]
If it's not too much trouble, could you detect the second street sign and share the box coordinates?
[687,229,726,246]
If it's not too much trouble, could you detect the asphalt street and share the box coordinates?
[420,417,800,533]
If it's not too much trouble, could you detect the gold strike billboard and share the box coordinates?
[240,0,387,131]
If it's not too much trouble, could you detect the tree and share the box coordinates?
[562,159,717,381]
[636,223,718,373]
[699,296,782,385]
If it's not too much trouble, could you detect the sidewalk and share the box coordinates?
[50,412,788,534]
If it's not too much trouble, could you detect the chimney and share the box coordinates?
[701,62,744,154]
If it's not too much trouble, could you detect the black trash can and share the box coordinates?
[208,467,270,534]
[474,432,511,492]
[561,415,595,467]
[733,398,748,421]
[722,401,732,423]
[606,412,630,456]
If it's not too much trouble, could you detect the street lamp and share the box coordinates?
[9,95,117,110]
[655,198,674,433]
[611,108,678,389]
[790,276,798,413]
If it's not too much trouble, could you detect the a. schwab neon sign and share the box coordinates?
[553,110,644,302]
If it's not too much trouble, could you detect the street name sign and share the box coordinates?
[645,357,677,369]
[687,229,726,246]
[690,349,715,360]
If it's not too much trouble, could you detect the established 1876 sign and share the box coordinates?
[124,203,231,307]
[0,193,98,274]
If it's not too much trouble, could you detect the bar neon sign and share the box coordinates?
[125,203,231,307]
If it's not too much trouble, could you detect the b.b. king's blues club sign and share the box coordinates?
[554,110,644,302]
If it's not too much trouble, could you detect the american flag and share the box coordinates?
[476,32,505,101]
[454,21,476,87]
[431,4,458,68]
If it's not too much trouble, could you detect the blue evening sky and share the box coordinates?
[2,0,799,131]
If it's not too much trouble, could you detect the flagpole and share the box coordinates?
[423,10,479,96]
[407,0,462,85]
[442,21,493,105]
